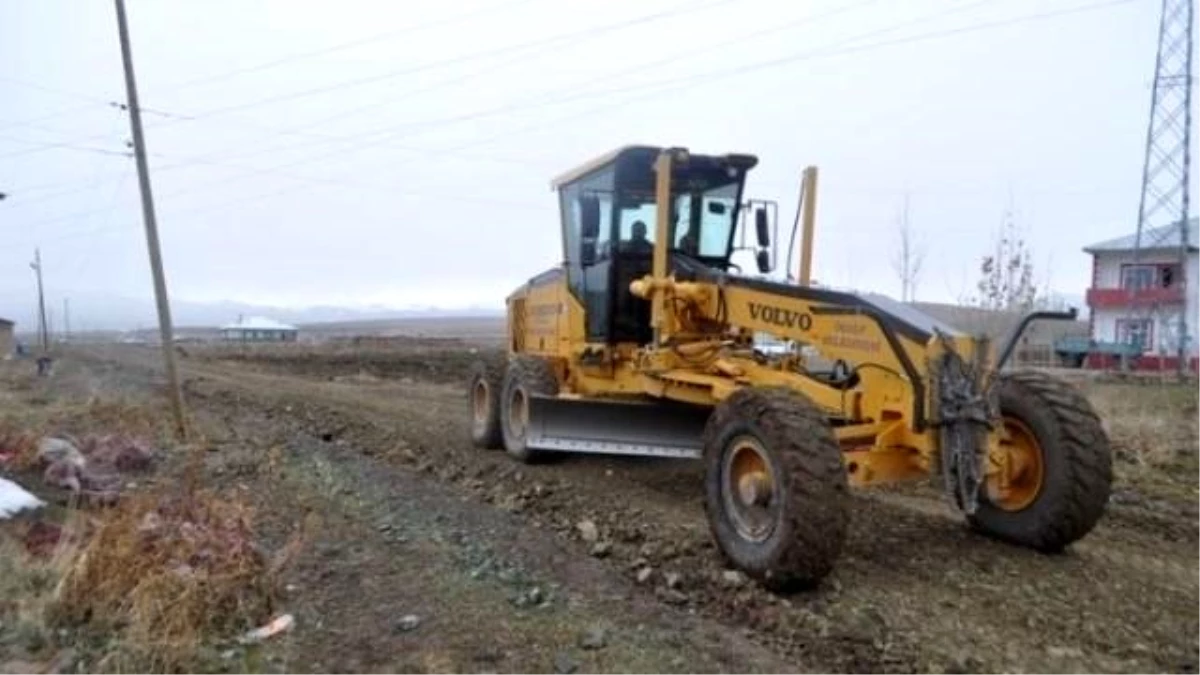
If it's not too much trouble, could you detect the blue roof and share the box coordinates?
[1083,217,1198,253]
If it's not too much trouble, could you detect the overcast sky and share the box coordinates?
[1,0,1194,327]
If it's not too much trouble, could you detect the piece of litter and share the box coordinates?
[37,438,84,468]
[396,614,422,632]
[0,477,44,519]
[239,614,294,644]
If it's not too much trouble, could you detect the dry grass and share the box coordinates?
[1,396,166,462]
[50,488,286,671]
[0,359,306,671]
[46,398,165,448]
[1083,381,1198,467]
[1,487,293,672]
[0,516,90,668]
[0,420,40,470]
[194,340,501,385]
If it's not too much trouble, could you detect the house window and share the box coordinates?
[1121,263,1180,290]
[1116,318,1152,350]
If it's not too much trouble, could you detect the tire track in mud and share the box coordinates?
[199,397,792,673]
[96,349,1200,673]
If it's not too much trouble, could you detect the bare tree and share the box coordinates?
[890,194,925,302]
[972,200,1038,311]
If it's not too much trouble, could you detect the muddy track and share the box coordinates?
[94,348,1199,673]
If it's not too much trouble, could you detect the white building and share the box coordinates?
[1082,217,1198,371]
[219,316,298,343]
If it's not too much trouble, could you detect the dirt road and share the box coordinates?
[77,345,1200,672]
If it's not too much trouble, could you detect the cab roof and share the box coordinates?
[549,145,758,191]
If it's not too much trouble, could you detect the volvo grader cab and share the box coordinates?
[467,145,1112,591]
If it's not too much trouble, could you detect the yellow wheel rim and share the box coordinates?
[987,417,1045,511]
[723,437,779,542]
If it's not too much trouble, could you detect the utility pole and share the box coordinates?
[1133,0,1194,376]
[63,297,71,343]
[29,249,48,353]
[113,0,187,439]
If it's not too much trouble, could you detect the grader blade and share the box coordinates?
[526,396,710,458]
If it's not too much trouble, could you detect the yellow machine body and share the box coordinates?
[476,144,1111,591]
[504,146,992,489]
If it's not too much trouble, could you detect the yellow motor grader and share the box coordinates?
[467,145,1112,590]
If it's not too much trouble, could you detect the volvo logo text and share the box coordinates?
[749,303,812,331]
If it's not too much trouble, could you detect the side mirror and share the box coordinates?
[707,201,727,215]
[755,207,770,247]
[580,196,600,239]
[756,249,772,274]
[581,239,597,266]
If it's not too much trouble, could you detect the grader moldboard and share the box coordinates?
[467,145,1113,591]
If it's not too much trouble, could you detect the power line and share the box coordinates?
[174,0,741,120]
[60,164,133,291]
[0,103,102,134]
[0,133,131,158]
[14,142,545,241]
[195,0,999,165]
[240,0,879,143]
[0,75,112,105]
[63,0,890,174]
[0,110,133,210]
[21,161,548,248]
[374,0,1132,143]
[157,0,545,91]
[0,0,737,163]
[0,1,1024,226]
[9,0,1138,232]
[187,0,997,166]
[141,152,546,209]
[191,0,1141,209]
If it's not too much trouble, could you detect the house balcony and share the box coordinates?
[1086,286,1185,308]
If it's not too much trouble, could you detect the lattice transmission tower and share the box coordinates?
[1132,0,1194,374]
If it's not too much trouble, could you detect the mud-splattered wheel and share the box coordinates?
[467,357,506,449]
[500,355,559,463]
[969,371,1112,551]
[703,387,848,591]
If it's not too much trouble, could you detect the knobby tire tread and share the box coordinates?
[467,354,507,449]
[501,355,559,463]
[970,370,1112,551]
[703,387,849,590]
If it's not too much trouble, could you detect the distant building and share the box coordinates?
[0,318,13,358]
[1082,217,1198,371]
[220,316,298,343]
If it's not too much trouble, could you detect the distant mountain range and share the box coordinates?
[0,290,503,334]
[0,287,1087,336]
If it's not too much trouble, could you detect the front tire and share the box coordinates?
[500,356,559,463]
[968,370,1112,551]
[702,387,848,591]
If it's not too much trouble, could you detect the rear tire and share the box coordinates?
[500,356,559,463]
[467,355,506,449]
[968,370,1112,551]
[702,387,848,592]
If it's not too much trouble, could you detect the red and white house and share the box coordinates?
[1083,217,1199,372]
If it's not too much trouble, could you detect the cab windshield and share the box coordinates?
[669,181,739,257]
[612,160,745,263]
